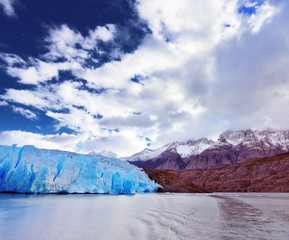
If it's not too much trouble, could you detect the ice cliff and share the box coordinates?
[0,145,160,194]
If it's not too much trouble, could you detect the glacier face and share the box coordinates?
[0,145,160,194]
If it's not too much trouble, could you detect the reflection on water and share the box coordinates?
[0,193,289,240]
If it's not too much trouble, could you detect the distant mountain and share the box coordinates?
[124,129,289,170]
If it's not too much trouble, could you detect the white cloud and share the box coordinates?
[2,88,53,109]
[0,130,149,157]
[6,60,82,84]
[44,25,88,61]
[0,131,81,152]
[0,0,17,17]
[136,0,242,46]
[0,53,83,84]
[44,24,116,61]
[0,100,8,106]
[7,66,54,85]
[12,106,38,120]
[0,53,25,65]
[83,24,116,48]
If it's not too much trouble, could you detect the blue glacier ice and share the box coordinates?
[0,145,160,194]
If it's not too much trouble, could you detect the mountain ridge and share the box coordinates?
[124,128,289,170]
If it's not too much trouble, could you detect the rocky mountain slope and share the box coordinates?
[125,129,289,170]
[144,151,289,193]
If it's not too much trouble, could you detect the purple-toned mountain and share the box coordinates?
[124,129,289,170]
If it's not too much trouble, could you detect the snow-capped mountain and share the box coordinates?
[125,129,289,170]
[125,138,214,162]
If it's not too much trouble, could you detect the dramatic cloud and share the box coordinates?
[0,0,288,156]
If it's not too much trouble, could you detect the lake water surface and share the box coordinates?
[1,193,289,240]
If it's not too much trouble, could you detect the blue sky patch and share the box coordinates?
[133,112,142,115]
[145,137,152,142]
[130,74,147,84]
[238,0,264,15]
[94,114,103,119]
[145,137,152,147]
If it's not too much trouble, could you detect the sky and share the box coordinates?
[0,0,289,157]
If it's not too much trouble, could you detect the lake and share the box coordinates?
[0,193,289,240]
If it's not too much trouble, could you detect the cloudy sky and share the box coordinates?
[0,0,288,156]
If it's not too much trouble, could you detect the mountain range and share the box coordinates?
[124,129,289,170]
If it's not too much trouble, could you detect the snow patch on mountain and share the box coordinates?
[176,142,211,157]
[123,146,167,162]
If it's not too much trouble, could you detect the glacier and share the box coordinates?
[0,145,160,194]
